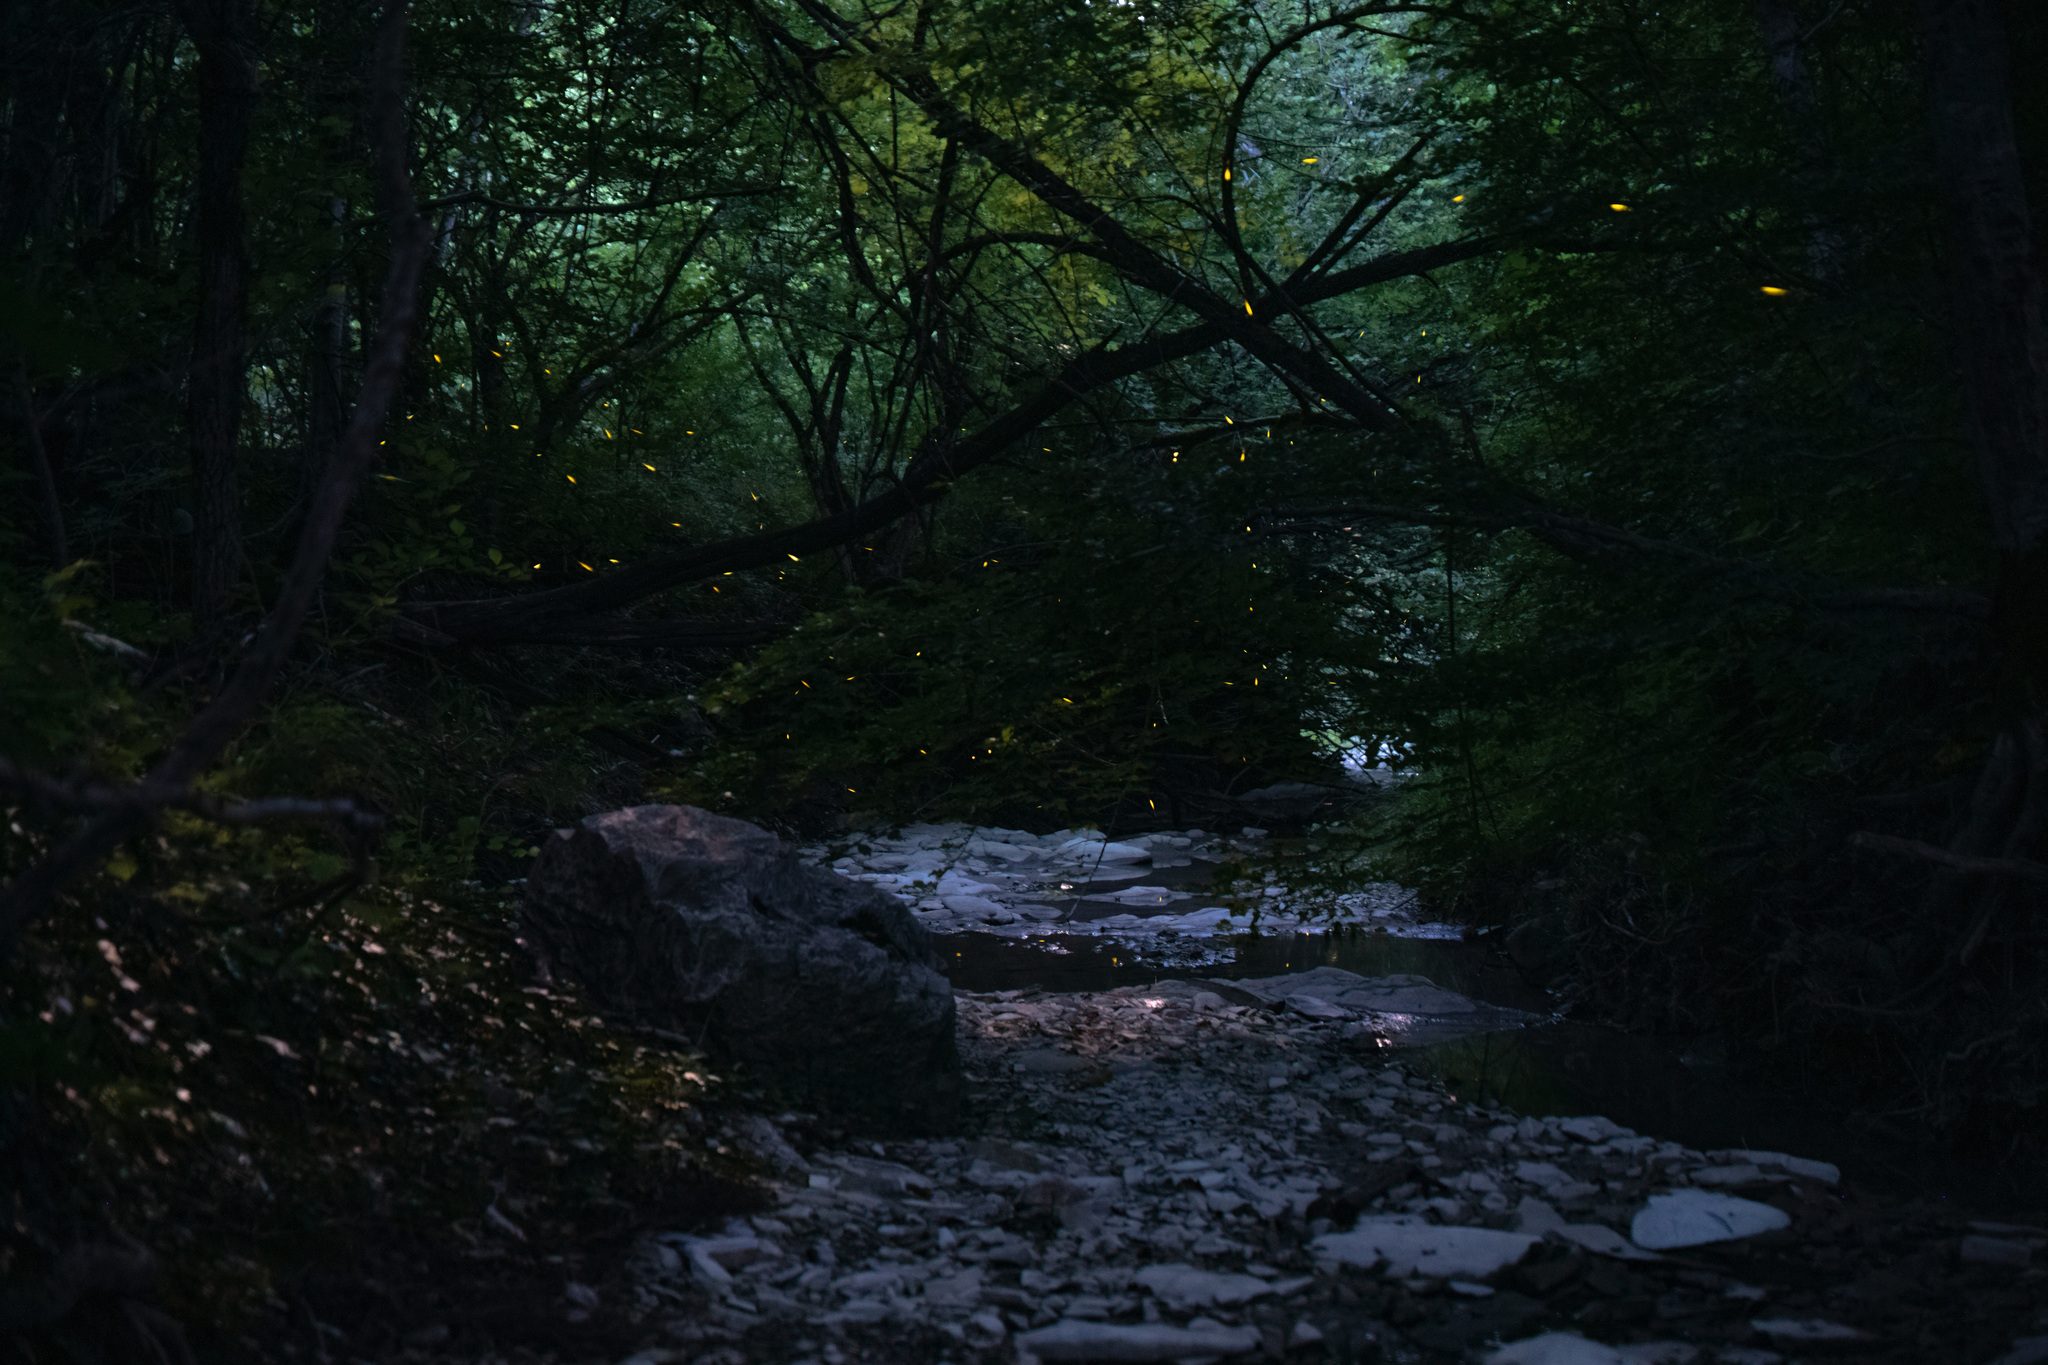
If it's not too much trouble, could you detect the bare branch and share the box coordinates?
[1850,830,2048,884]
[0,760,384,831]
[398,236,1491,646]
[0,0,430,954]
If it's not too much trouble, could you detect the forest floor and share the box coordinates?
[308,979,2048,1365]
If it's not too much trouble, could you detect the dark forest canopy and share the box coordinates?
[1,0,2045,1329]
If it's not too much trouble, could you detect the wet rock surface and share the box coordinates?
[800,824,1462,961]
[565,976,2044,1365]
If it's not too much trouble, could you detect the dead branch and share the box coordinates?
[0,758,384,831]
[1849,830,2048,884]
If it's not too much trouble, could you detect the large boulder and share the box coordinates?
[521,804,960,1131]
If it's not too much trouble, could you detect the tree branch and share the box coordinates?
[0,759,385,831]
[399,235,1493,647]
[1849,830,2048,884]
[0,0,431,955]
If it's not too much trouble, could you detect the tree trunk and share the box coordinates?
[180,0,259,635]
[1914,0,2048,948]
[14,369,68,566]
[307,197,350,504]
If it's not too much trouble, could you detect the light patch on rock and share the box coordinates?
[1630,1190,1791,1249]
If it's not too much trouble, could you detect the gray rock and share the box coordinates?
[1748,1318,1870,1343]
[1630,1190,1790,1249]
[1313,1216,1538,1278]
[1960,1234,2032,1267]
[1131,1263,1282,1310]
[1992,1336,2048,1365]
[521,804,960,1129]
[1015,1318,1262,1361]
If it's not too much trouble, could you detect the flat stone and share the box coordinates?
[1513,1197,1569,1236]
[1233,967,1487,1015]
[1960,1235,2032,1267]
[1749,1318,1870,1342]
[1557,1116,1632,1143]
[1719,1150,1840,1184]
[1555,1223,1662,1262]
[1015,1050,1096,1074]
[1487,1332,1624,1364]
[1517,1161,1571,1187]
[1630,1190,1791,1249]
[1014,1318,1261,1360]
[1313,1216,1538,1279]
[1132,1263,1279,1310]
[923,1269,983,1309]
[1992,1336,2048,1365]
[820,1153,934,1198]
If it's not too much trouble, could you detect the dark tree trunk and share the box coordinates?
[179,0,259,635]
[1920,0,2048,699]
[307,196,351,502]
[14,370,68,566]
[1914,0,2048,950]
[1754,0,1844,277]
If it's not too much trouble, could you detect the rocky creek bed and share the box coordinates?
[523,972,2046,1365]
[387,813,2043,1365]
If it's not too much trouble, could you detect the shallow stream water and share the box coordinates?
[939,925,2038,1211]
[807,819,2038,1210]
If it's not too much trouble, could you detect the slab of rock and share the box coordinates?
[1131,1263,1285,1310]
[1014,1318,1262,1361]
[1556,1223,1663,1262]
[1717,1149,1839,1184]
[522,804,960,1129]
[1313,1216,1539,1278]
[1233,967,1485,1015]
[1487,1332,1624,1364]
[1225,968,1542,1042]
[1749,1317,1870,1343]
[1993,1336,2048,1365]
[1630,1190,1790,1250]
[1959,1234,2031,1267]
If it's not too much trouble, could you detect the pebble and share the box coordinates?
[581,970,2046,1365]
[800,823,1455,956]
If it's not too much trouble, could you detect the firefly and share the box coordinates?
[1761,286,1789,296]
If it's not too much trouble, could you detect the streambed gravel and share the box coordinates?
[592,974,2047,1365]
[798,824,1460,963]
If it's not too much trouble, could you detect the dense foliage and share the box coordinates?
[2,0,2044,1350]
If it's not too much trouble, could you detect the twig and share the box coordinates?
[1848,830,2048,884]
[0,0,428,955]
